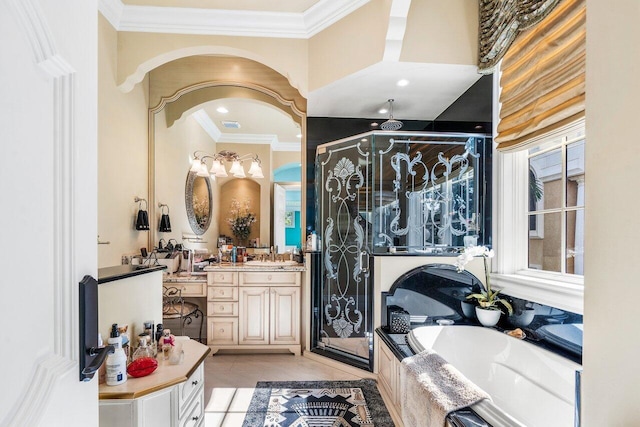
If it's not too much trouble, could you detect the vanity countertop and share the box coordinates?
[204,263,306,272]
[98,264,166,284]
[99,338,210,400]
[162,273,207,283]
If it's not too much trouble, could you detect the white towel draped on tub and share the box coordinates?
[400,349,491,427]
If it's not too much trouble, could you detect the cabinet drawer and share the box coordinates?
[207,318,238,344]
[179,387,204,427]
[240,271,300,286]
[178,364,203,417]
[207,271,238,286]
[207,301,238,316]
[169,282,207,297]
[208,286,238,301]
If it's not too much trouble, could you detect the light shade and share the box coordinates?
[229,160,243,175]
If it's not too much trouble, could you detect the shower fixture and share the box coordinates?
[380,99,403,131]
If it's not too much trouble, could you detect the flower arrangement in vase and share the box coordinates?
[455,245,513,327]
[226,199,256,246]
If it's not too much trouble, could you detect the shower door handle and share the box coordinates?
[359,251,369,273]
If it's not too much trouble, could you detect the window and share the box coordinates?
[492,120,585,313]
[527,127,585,275]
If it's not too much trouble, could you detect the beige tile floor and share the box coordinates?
[202,353,365,426]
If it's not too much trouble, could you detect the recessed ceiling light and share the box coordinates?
[370,122,379,127]
[397,79,409,87]
[296,133,302,138]
[216,106,229,114]
[378,108,388,114]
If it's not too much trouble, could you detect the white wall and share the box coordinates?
[583,0,640,424]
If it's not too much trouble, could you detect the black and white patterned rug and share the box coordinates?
[242,379,395,426]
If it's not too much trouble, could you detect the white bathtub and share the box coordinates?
[407,325,582,427]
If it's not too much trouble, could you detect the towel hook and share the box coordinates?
[158,203,170,214]
[134,196,148,210]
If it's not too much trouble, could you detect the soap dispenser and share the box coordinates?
[106,323,128,386]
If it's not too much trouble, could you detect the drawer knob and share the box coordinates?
[220,305,225,310]
[268,275,272,280]
[192,380,198,386]
[220,328,225,333]
[192,416,199,421]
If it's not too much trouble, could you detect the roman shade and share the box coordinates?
[496,0,585,151]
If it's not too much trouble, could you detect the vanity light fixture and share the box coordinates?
[190,150,264,179]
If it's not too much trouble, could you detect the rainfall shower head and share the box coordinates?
[380,99,403,131]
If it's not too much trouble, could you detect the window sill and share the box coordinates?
[491,272,583,314]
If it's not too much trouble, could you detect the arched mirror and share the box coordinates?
[185,171,212,235]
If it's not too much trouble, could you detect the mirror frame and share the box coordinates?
[185,171,213,235]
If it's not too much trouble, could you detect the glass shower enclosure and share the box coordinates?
[312,131,490,370]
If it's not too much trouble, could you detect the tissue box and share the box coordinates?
[389,310,411,334]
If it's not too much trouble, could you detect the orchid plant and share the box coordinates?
[455,245,513,314]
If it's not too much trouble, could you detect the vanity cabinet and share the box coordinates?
[99,340,209,427]
[207,269,301,355]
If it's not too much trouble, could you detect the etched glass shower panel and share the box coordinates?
[316,138,373,367]
[373,136,480,252]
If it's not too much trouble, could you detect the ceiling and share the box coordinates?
[101,0,487,151]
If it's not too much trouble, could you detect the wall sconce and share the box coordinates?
[158,203,171,232]
[190,150,264,179]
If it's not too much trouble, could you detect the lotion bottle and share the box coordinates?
[106,323,128,386]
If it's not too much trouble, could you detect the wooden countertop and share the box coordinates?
[99,338,210,400]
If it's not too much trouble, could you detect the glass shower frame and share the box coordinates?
[312,131,490,371]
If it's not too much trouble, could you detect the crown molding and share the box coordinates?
[192,109,222,141]
[98,0,370,38]
[273,141,302,152]
[218,133,278,145]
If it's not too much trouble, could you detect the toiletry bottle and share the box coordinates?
[131,337,154,361]
[159,329,175,360]
[144,321,156,357]
[155,323,164,345]
[106,323,128,386]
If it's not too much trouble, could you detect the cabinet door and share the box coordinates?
[207,317,238,345]
[377,341,396,400]
[270,287,300,345]
[239,287,269,345]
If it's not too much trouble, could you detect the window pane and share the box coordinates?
[529,148,562,211]
[566,140,585,208]
[528,212,562,272]
[566,209,584,275]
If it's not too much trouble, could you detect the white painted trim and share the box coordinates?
[99,0,370,38]
[218,133,278,145]
[2,1,78,425]
[191,109,222,142]
[273,142,302,152]
[383,0,411,61]
[492,273,583,314]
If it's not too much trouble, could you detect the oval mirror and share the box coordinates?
[185,171,212,235]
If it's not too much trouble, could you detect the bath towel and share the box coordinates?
[400,349,491,427]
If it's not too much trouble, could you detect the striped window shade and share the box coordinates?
[496,0,585,151]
